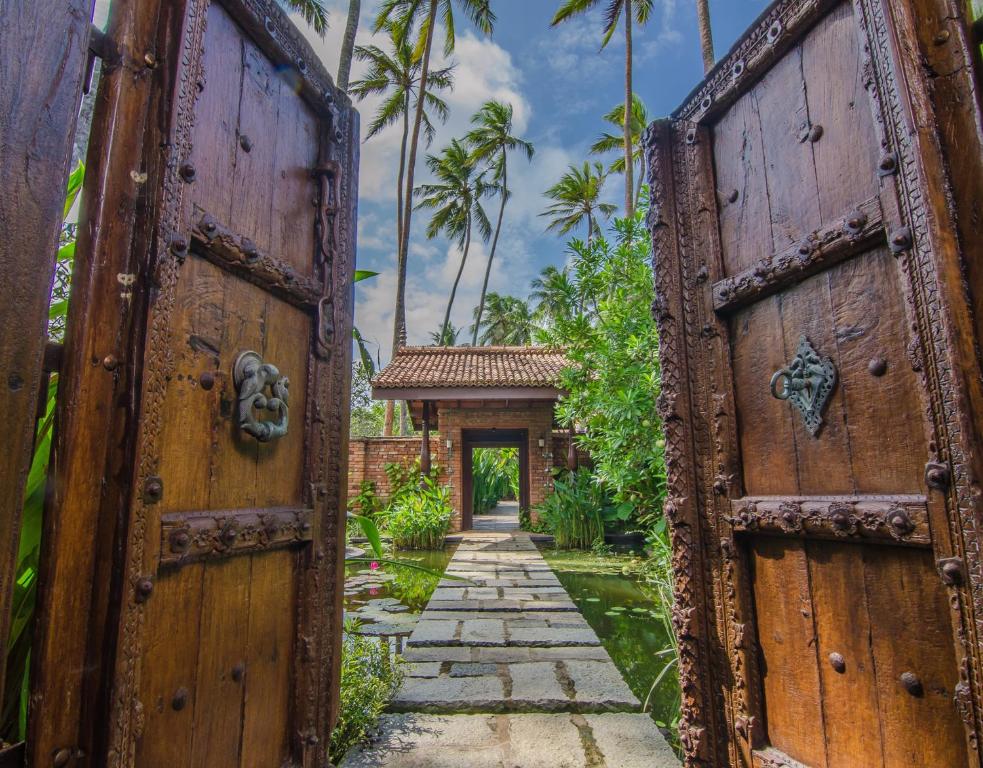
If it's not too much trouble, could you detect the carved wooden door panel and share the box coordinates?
[646,1,983,766]
[30,0,357,765]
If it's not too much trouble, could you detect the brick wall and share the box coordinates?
[347,436,440,510]
[437,402,557,531]
[550,430,592,471]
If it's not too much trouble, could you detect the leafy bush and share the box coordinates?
[384,458,439,504]
[541,206,666,526]
[328,619,403,764]
[385,477,453,550]
[472,447,519,515]
[350,480,384,518]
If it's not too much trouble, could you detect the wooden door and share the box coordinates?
[645,0,983,766]
[28,0,358,765]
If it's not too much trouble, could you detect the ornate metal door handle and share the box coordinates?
[770,336,836,437]
[233,351,289,442]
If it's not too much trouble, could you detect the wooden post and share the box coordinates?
[420,401,431,475]
[0,0,95,711]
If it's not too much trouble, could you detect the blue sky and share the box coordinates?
[101,0,772,362]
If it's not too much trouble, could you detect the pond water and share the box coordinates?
[540,548,681,742]
[343,547,456,639]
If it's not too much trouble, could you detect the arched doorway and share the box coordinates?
[461,429,530,531]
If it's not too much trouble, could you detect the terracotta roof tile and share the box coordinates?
[372,346,568,389]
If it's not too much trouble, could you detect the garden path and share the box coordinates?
[472,499,521,532]
[342,519,679,767]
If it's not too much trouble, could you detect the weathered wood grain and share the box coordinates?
[0,0,94,710]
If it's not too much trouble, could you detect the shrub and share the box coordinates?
[328,620,403,764]
[518,505,549,534]
[385,477,453,550]
[535,470,605,549]
[472,447,519,515]
[350,480,384,518]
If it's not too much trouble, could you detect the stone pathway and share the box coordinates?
[342,528,679,767]
[473,499,520,532]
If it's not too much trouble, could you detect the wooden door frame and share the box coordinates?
[461,429,529,531]
[645,0,983,764]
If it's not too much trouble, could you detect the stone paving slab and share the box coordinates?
[341,713,679,767]
[356,523,678,766]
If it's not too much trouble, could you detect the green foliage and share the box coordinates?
[351,362,385,437]
[544,206,666,525]
[385,477,453,550]
[472,448,519,515]
[2,163,83,742]
[328,619,403,764]
[540,161,616,240]
[351,480,385,518]
[518,506,549,534]
[535,470,606,549]
[469,293,535,345]
[279,0,329,36]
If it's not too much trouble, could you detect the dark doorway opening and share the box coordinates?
[461,429,529,531]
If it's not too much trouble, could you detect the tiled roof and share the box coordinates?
[372,346,568,389]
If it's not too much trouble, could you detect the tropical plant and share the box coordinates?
[415,138,492,342]
[590,94,649,209]
[530,265,578,328]
[374,0,495,361]
[385,476,454,549]
[337,0,361,90]
[328,618,403,764]
[535,470,606,549]
[280,0,329,35]
[470,293,534,346]
[2,163,83,742]
[429,322,461,346]
[350,362,386,437]
[349,24,453,435]
[551,0,656,216]
[640,520,680,742]
[464,101,535,344]
[548,204,667,524]
[540,162,616,242]
[472,447,519,515]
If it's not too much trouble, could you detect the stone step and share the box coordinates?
[390,660,641,715]
[340,713,680,768]
[407,617,600,647]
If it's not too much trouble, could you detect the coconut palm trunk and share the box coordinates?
[384,94,412,435]
[442,219,473,344]
[696,0,714,74]
[397,0,439,326]
[336,0,361,90]
[472,161,506,345]
[623,6,634,217]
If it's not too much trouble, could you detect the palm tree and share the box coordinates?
[590,94,649,209]
[375,0,495,341]
[471,293,534,345]
[415,139,492,343]
[430,322,461,346]
[540,162,616,242]
[551,0,654,217]
[350,25,453,434]
[464,101,535,346]
[696,0,714,74]
[337,0,361,90]
[530,265,578,327]
[281,0,328,35]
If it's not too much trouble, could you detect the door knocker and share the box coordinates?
[233,351,289,442]
[770,336,836,437]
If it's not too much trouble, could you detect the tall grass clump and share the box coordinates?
[472,447,519,514]
[385,477,453,550]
